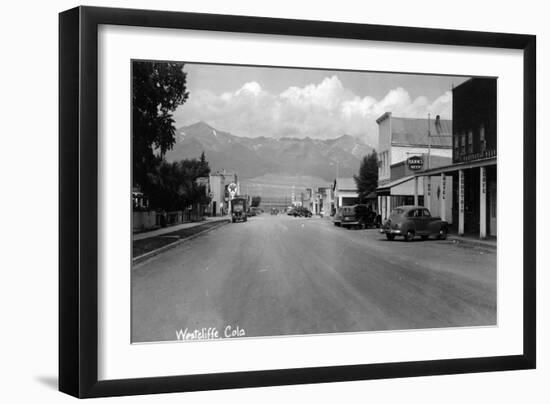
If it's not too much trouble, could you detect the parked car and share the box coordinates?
[333,207,343,226]
[289,206,312,217]
[270,208,279,215]
[344,204,379,229]
[380,205,448,241]
[297,207,312,217]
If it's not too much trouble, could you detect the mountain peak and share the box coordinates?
[185,121,213,131]
[166,122,374,180]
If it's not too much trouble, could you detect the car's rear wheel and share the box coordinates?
[438,227,448,240]
[404,230,415,242]
[386,233,395,241]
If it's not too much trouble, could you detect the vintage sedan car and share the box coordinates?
[337,204,377,229]
[380,205,448,241]
[290,206,312,217]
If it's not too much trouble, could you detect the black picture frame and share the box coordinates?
[59,6,536,398]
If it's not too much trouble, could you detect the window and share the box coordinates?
[468,131,474,154]
[460,134,466,156]
[422,209,431,217]
[453,135,459,156]
[480,125,486,152]
[409,209,421,218]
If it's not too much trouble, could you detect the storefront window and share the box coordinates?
[468,130,474,154]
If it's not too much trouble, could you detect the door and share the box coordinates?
[410,209,427,234]
[489,181,497,236]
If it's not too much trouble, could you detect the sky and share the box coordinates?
[173,63,469,147]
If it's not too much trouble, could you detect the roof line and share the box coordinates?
[391,142,452,148]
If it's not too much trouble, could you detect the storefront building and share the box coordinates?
[208,170,239,216]
[333,177,359,209]
[413,78,497,238]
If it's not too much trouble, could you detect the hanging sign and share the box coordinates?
[407,156,424,170]
[228,182,238,198]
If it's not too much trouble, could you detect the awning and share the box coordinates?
[413,156,497,177]
[376,175,416,192]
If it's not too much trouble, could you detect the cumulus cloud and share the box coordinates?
[174,76,452,146]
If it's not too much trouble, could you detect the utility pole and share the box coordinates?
[427,113,431,170]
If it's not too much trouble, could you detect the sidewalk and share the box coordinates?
[133,216,229,241]
[133,217,230,263]
[447,233,497,249]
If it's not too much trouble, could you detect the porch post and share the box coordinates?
[440,173,447,222]
[414,176,419,206]
[480,166,487,239]
[458,169,465,236]
[426,176,431,211]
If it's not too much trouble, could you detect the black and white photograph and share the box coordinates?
[131,61,497,344]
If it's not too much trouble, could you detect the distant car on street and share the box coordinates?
[297,207,312,217]
[231,197,248,223]
[289,206,312,217]
[248,206,262,216]
[380,205,448,241]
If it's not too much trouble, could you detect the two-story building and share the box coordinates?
[375,113,453,221]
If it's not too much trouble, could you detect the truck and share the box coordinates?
[231,197,248,223]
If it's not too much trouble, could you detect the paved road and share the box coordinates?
[132,214,496,343]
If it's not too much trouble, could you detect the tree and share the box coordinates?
[133,61,189,189]
[251,196,262,208]
[145,156,211,211]
[354,151,378,202]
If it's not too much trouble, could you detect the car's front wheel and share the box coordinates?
[438,227,448,240]
[386,233,395,241]
[404,230,415,242]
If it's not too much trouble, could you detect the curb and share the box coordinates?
[132,219,230,266]
[447,236,497,250]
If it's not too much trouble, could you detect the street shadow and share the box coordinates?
[35,375,58,390]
